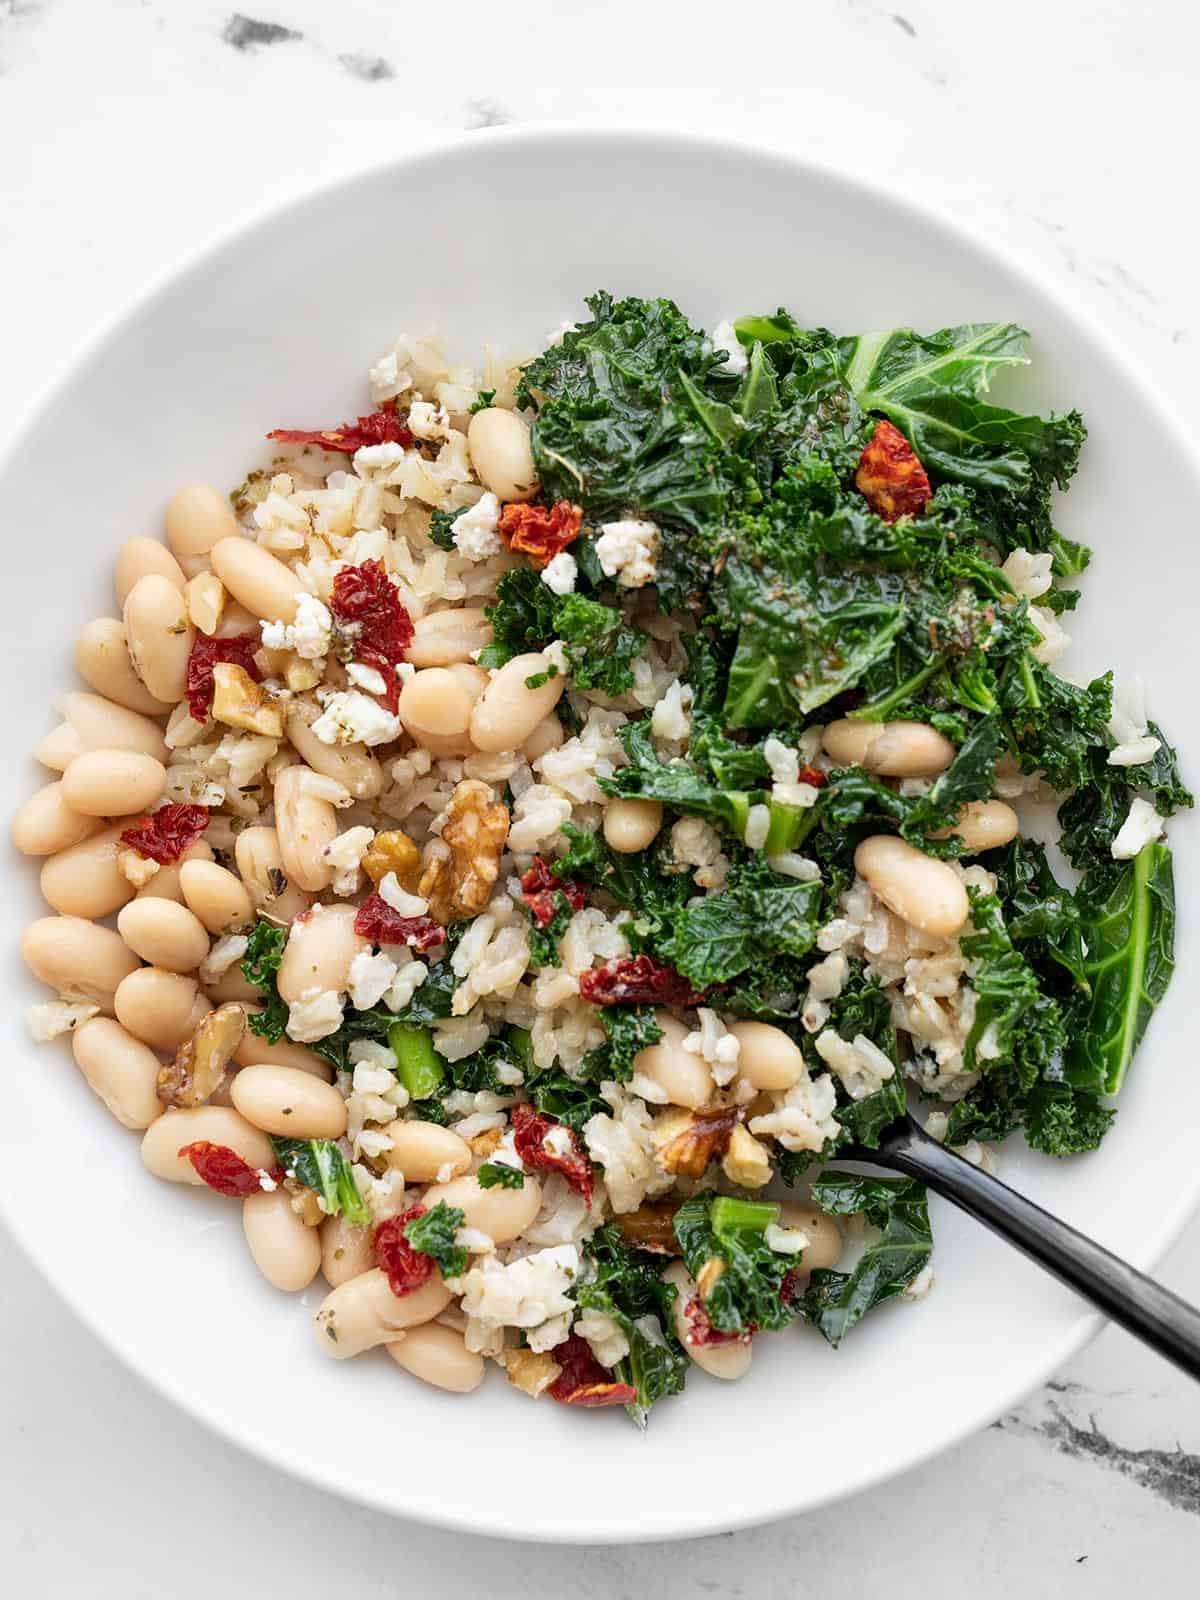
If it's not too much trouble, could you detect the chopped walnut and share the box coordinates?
[653,1105,739,1179]
[186,572,226,636]
[504,1347,563,1398]
[157,1003,246,1107]
[469,1126,504,1158]
[362,828,422,890]
[721,1123,773,1189]
[210,662,284,737]
[418,779,510,924]
[284,1178,324,1227]
[614,1200,681,1255]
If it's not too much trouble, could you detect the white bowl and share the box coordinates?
[2,128,1197,1543]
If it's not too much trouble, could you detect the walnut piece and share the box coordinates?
[362,828,422,890]
[284,1178,324,1227]
[157,1003,246,1107]
[721,1123,772,1189]
[504,1347,563,1399]
[469,1126,504,1158]
[211,662,284,737]
[418,779,509,924]
[614,1200,681,1255]
[653,1105,739,1179]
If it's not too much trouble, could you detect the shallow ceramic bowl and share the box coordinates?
[2,128,1196,1542]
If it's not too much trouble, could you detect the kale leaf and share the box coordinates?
[577,1226,688,1425]
[672,1194,799,1336]
[270,1137,369,1226]
[240,920,289,1043]
[405,1201,468,1279]
[801,1174,932,1346]
[658,856,822,987]
[476,1162,525,1190]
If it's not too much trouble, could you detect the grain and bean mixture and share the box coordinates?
[15,297,1191,1420]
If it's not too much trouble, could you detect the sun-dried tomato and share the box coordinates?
[329,559,414,711]
[855,419,932,523]
[120,802,209,865]
[778,1268,805,1308]
[498,501,583,568]
[684,1294,754,1347]
[547,1335,637,1408]
[185,634,263,722]
[519,855,588,930]
[374,1205,434,1298]
[797,765,827,789]
[267,407,413,454]
[578,955,707,1008]
[511,1102,594,1205]
[353,892,445,951]
[179,1141,266,1197]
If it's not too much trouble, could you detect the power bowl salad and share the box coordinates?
[15,293,1191,1422]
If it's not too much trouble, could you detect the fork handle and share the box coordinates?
[875,1120,1200,1381]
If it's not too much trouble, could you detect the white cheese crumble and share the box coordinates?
[540,550,578,595]
[117,847,160,888]
[451,492,503,560]
[347,949,398,1010]
[406,399,451,441]
[1111,796,1166,860]
[286,989,345,1043]
[594,518,660,588]
[346,661,388,696]
[27,999,99,1042]
[575,1307,630,1369]
[814,1028,896,1100]
[198,933,249,987]
[260,592,334,660]
[710,319,748,375]
[682,1008,741,1086]
[311,689,401,747]
[322,825,375,896]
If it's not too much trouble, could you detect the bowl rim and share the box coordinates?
[3,122,1198,1543]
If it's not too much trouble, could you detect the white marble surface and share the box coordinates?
[2,0,1199,1587]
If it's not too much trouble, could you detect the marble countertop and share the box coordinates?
[2,0,1198,1588]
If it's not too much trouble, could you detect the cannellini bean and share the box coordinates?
[469,653,566,754]
[37,691,168,770]
[933,799,1020,853]
[115,968,210,1051]
[521,713,564,762]
[210,536,303,623]
[123,575,195,703]
[854,834,969,937]
[421,1172,543,1244]
[114,536,186,606]
[273,767,339,893]
[276,902,367,1004]
[777,1203,843,1272]
[320,1215,375,1286]
[231,1064,348,1139]
[603,797,664,854]
[179,859,254,932]
[136,839,214,902]
[41,823,137,917]
[117,898,211,972]
[234,1010,333,1078]
[314,1267,453,1359]
[285,699,383,799]
[663,1261,752,1380]
[632,1012,713,1109]
[71,1017,163,1130]
[407,606,493,668]
[61,748,165,818]
[729,1021,807,1092]
[22,915,140,1012]
[140,1104,276,1183]
[234,825,313,923]
[74,618,173,716]
[396,667,477,757]
[12,782,101,855]
[215,599,262,638]
[165,484,240,575]
[383,1121,471,1183]
[822,718,955,777]
[466,407,538,502]
[203,964,262,1003]
[242,1187,323,1291]
[386,1323,484,1393]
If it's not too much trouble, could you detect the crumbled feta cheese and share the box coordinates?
[451,492,503,560]
[743,803,770,850]
[710,319,748,375]
[311,689,401,747]
[27,999,99,1043]
[749,1072,841,1153]
[540,550,578,595]
[260,592,334,660]
[542,1124,575,1159]
[347,948,398,1010]
[407,399,452,441]
[379,873,429,918]
[286,989,345,1043]
[594,518,660,588]
[353,441,408,475]
[682,1008,741,1086]
[368,349,412,404]
[814,1028,896,1100]
[199,933,249,987]
[455,1226,495,1255]
[117,847,160,888]
[346,661,388,696]
[575,1307,630,1369]
[764,1223,810,1255]
[1111,796,1166,860]
[323,825,375,897]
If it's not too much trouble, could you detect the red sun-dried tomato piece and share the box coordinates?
[185,634,263,722]
[547,1336,637,1408]
[796,765,827,789]
[855,419,932,523]
[519,855,588,930]
[511,1102,594,1206]
[353,892,445,951]
[267,407,413,454]
[120,802,210,865]
[179,1141,266,1197]
[684,1294,755,1347]
[578,955,707,1009]
[498,500,583,568]
[329,559,414,711]
[374,1205,434,1298]
[778,1268,805,1308]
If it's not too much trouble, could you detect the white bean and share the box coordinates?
[520,713,564,762]
[421,1173,543,1244]
[313,1267,453,1359]
[71,1017,163,1130]
[777,1203,843,1272]
[234,1012,333,1078]
[22,915,141,1012]
[386,1323,484,1393]
[12,782,101,856]
[115,536,186,606]
[41,823,136,918]
[273,767,339,893]
[603,797,664,854]
[276,902,367,1004]
[320,1215,375,1286]
[234,825,313,923]
[179,859,254,933]
[407,606,493,668]
[61,748,165,818]
[123,575,195,703]
[115,968,210,1051]
[822,718,955,777]
[466,407,538,502]
[854,834,969,937]
[285,699,384,799]
[242,1187,323,1291]
[383,1121,471,1183]
[117,898,211,972]
[136,839,214,903]
[203,964,262,1003]
[231,1064,348,1139]
[469,653,566,754]
[396,667,477,757]
[37,691,168,771]
[934,799,1020,853]
[729,1021,806,1092]
[632,1013,713,1109]
[75,618,173,716]
[210,536,303,623]
[165,484,239,574]
[140,1105,276,1183]
[663,1261,752,1380]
